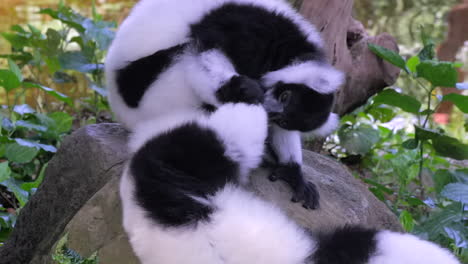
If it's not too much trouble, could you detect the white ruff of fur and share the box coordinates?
[369,231,461,264]
[262,61,344,94]
[270,124,302,164]
[203,103,268,183]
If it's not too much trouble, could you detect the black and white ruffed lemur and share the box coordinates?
[121,100,460,264]
[106,0,344,209]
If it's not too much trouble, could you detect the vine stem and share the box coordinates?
[417,86,436,198]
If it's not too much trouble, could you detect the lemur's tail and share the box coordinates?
[129,122,239,227]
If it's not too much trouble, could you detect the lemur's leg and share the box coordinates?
[183,49,264,106]
[268,124,319,210]
[204,103,268,184]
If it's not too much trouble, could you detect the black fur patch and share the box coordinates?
[190,3,325,79]
[216,75,265,104]
[201,103,217,113]
[271,83,334,132]
[130,123,238,227]
[312,226,378,264]
[116,44,186,108]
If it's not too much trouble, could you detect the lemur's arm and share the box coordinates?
[268,124,319,209]
[183,49,264,106]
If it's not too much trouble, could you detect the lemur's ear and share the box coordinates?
[262,62,344,94]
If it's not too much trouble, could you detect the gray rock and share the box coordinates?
[0,124,129,264]
[0,124,401,264]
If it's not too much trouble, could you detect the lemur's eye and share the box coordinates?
[279,90,291,103]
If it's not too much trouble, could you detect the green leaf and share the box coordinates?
[10,24,26,33]
[4,142,39,163]
[48,112,73,135]
[415,126,441,140]
[15,120,47,132]
[443,93,468,113]
[8,59,23,82]
[0,162,11,183]
[14,138,57,153]
[44,56,61,74]
[420,204,463,240]
[368,43,407,72]
[443,225,468,249]
[399,210,415,232]
[0,178,28,207]
[416,61,458,87]
[373,89,421,114]
[1,32,28,49]
[406,197,425,206]
[418,43,435,61]
[441,183,468,204]
[402,139,418,149]
[1,118,14,132]
[82,19,116,51]
[45,28,62,56]
[367,106,395,123]
[13,104,35,115]
[58,51,101,73]
[406,56,420,73]
[432,135,468,160]
[0,69,21,92]
[39,7,85,32]
[433,170,457,194]
[23,82,73,106]
[420,109,435,115]
[338,124,380,155]
[27,24,42,36]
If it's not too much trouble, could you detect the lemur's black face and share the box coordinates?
[263,82,334,132]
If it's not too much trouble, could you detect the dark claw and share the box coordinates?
[270,163,320,210]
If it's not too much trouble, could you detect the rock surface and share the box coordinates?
[0,124,401,264]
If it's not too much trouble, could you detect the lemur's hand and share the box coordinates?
[216,75,265,105]
[269,163,320,210]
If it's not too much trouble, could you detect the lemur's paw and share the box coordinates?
[269,163,320,210]
[217,75,265,104]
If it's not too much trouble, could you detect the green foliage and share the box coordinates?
[0,3,114,244]
[327,32,468,261]
[53,234,99,264]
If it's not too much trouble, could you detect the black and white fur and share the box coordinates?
[106,0,344,209]
[121,102,460,264]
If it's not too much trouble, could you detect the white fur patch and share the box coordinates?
[369,231,461,264]
[208,184,314,264]
[262,61,344,94]
[128,110,202,153]
[183,49,238,106]
[204,103,268,183]
[270,124,302,164]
